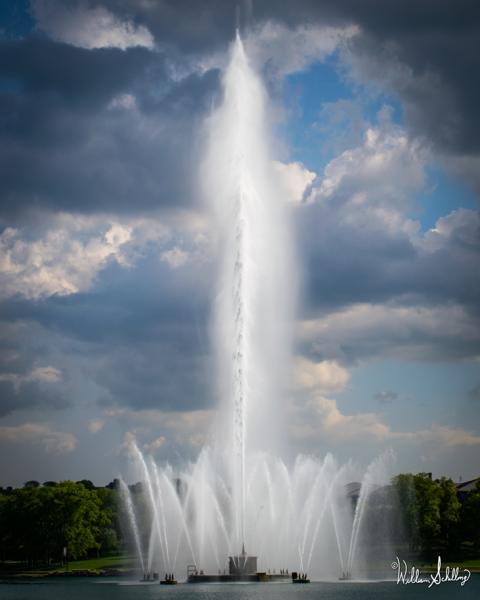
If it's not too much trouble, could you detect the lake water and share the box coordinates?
[1,577,479,600]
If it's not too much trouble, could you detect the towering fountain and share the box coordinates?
[202,30,294,554]
[121,32,394,582]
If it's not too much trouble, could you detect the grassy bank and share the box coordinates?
[419,558,480,573]
[0,555,136,578]
[56,555,135,572]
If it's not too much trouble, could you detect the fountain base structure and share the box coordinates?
[186,546,290,583]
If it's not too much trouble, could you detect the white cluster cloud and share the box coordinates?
[299,302,480,362]
[143,436,167,454]
[0,216,133,299]
[87,418,105,434]
[0,422,77,453]
[180,22,358,82]
[114,396,480,462]
[309,395,391,441]
[160,246,189,269]
[0,366,62,392]
[245,22,359,78]
[32,0,154,50]
[421,207,480,252]
[310,108,426,232]
[421,425,480,447]
[0,212,209,300]
[292,395,480,448]
[110,407,213,453]
[121,430,137,455]
[108,93,137,111]
[273,161,316,204]
[295,357,349,392]
[29,366,62,382]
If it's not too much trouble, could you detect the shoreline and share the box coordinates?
[2,567,479,581]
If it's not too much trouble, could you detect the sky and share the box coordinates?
[0,0,479,487]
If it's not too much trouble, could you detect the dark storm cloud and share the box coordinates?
[341,9,480,156]
[94,268,211,412]
[0,379,65,417]
[95,341,211,412]
[0,329,68,416]
[298,203,480,315]
[110,0,480,182]
[1,0,478,218]
[0,35,219,216]
[298,212,416,309]
[0,37,154,105]
[469,384,480,402]
[96,0,480,152]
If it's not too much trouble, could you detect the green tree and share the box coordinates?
[0,481,123,566]
[392,473,442,557]
[414,473,441,556]
[95,487,120,555]
[0,485,54,565]
[49,482,107,560]
[0,492,7,561]
[392,473,417,550]
[461,480,480,551]
[77,480,95,491]
[437,477,461,553]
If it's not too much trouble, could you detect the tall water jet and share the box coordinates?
[202,30,294,553]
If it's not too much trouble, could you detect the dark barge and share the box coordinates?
[186,545,290,583]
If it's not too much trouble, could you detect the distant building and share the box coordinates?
[229,545,257,575]
[456,477,480,502]
[345,481,361,507]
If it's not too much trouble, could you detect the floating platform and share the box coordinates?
[186,546,290,584]
[187,572,289,583]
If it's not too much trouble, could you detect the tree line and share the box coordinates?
[0,473,478,568]
[0,479,122,567]
[391,473,480,560]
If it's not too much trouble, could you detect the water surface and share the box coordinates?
[1,577,479,600]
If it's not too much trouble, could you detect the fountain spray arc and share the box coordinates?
[204,30,294,554]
